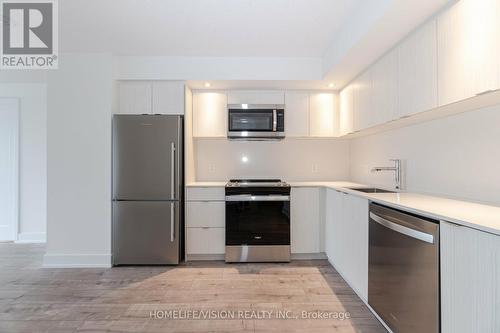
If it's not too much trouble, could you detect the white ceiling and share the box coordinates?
[60,0,361,57]
[61,0,452,89]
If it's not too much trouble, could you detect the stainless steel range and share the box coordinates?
[225,179,291,262]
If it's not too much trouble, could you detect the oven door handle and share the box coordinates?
[226,195,290,202]
[370,212,434,244]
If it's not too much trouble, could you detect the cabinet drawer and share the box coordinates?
[186,202,225,227]
[186,187,225,201]
[186,228,225,254]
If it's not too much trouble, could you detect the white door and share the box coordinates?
[0,98,19,241]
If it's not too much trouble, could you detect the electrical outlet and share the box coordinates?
[311,164,319,173]
[208,164,216,173]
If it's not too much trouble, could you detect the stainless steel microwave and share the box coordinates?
[227,104,285,139]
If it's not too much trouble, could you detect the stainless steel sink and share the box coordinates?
[346,187,397,194]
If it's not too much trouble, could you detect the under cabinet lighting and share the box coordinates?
[328,83,335,88]
[204,82,211,88]
[241,104,248,109]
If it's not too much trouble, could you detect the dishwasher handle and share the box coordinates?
[369,212,434,244]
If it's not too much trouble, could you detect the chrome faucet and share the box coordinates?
[371,159,402,190]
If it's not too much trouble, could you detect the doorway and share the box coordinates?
[0,98,19,241]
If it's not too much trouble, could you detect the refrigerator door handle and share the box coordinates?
[170,202,175,242]
[171,142,175,200]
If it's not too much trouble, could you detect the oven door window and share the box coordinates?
[226,201,290,245]
[229,110,273,131]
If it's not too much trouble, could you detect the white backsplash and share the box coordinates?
[195,138,350,182]
[350,104,500,205]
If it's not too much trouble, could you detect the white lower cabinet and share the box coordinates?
[186,228,225,255]
[186,201,225,228]
[186,187,225,201]
[441,221,500,333]
[326,190,368,301]
[185,186,226,256]
[291,187,321,254]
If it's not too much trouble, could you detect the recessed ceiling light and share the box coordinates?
[204,82,211,88]
[328,83,335,88]
[241,156,249,163]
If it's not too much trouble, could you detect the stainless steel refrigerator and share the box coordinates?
[112,115,183,265]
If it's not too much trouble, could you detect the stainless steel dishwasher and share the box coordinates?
[368,203,439,333]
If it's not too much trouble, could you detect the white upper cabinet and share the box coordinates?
[353,69,373,131]
[371,49,398,125]
[227,91,285,105]
[309,93,337,137]
[192,92,227,137]
[118,82,152,114]
[339,85,354,136]
[398,19,438,117]
[152,81,185,115]
[118,81,185,115]
[437,0,500,106]
[284,92,310,137]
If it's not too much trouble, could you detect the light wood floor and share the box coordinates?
[0,243,386,333]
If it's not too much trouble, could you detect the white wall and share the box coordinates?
[0,83,47,242]
[114,56,322,81]
[350,105,500,205]
[44,53,113,267]
[195,138,350,181]
[0,99,19,241]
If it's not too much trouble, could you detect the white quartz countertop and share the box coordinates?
[186,181,227,187]
[186,181,500,236]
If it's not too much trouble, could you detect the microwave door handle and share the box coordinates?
[272,109,277,131]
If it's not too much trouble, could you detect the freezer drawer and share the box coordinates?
[113,201,179,265]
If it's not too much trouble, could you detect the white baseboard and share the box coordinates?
[43,253,111,268]
[15,232,46,243]
[0,225,14,241]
